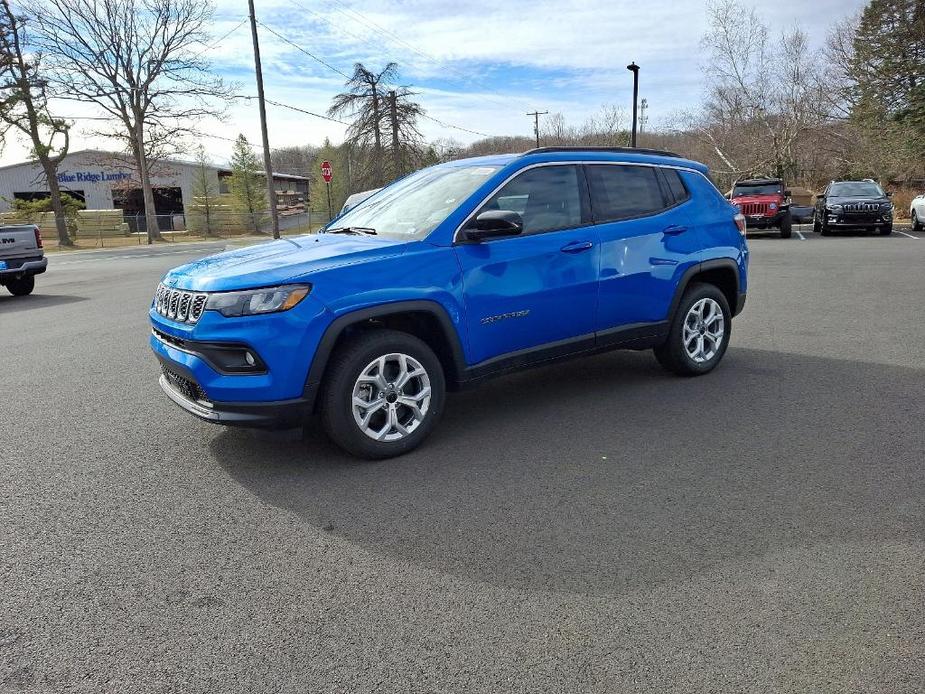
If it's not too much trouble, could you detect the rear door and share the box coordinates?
[0,225,41,269]
[587,164,701,334]
[454,164,600,365]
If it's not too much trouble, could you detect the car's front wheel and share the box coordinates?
[779,211,792,239]
[913,210,923,231]
[879,223,893,236]
[655,283,731,376]
[320,329,446,459]
[5,275,35,296]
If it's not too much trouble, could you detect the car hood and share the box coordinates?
[731,194,783,205]
[826,196,890,204]
[160,234,410,292]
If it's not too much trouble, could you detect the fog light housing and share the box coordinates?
[244,351,256,366]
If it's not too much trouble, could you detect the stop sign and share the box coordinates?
[320,160,333,183]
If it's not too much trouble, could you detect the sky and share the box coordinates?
[1,0,869,168]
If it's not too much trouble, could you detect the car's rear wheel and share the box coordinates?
[5,275,34,296]
[320,329,445,459]
[654,283,731,376]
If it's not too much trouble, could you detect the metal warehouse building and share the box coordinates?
[0,149,309,229]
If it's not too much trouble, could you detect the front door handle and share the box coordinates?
[663,225,688,235]
[560,240,594,253]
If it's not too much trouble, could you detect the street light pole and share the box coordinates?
[627,62,640,148]
[247,0,280,239]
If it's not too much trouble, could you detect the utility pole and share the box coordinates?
[626,62,640,148]
[527,110,548,149]
[247,0,280,238]
[388,90,401,177]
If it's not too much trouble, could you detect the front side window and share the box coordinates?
[476,165,582,235]
[330,164,501,239]
[586,164,668,223]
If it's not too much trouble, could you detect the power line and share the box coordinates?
[256,19,499,139]
[191,16,249,59]
[257,20,351,79]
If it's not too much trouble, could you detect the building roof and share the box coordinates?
[0,148,307,180]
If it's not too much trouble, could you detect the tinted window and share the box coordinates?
[732,182,783,196]
[587,165,668,222]
[479,165,582,235]
[828,181,885,198]
[662,169,690,204]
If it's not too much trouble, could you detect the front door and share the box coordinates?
[454,164,600,365]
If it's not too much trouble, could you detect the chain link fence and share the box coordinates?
[1,209,335,249]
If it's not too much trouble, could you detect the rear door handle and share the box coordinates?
[663,225,688,235]
[560,240,594,253]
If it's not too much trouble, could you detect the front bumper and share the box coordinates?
[744,210,786,229]
[824,215,892,229]
[0,256,46,278]
[157,353,315,428]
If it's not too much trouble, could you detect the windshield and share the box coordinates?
[328,165,501,239]
[733,182,783,197]
[828,181,885,198]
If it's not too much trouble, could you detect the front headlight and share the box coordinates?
[881,202,894,211]
[205,284,311,317]
[769,202,778,211]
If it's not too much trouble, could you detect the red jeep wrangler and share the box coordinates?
[730,178,792,239]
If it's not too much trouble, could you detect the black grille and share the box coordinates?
[161,365,209,403]
[843,202,879,213]
[153,284,209,324]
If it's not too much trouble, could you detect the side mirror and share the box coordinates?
[886,191,893,197]
[784,189,792,197]
[815,194,823,200]
[465,210,524,241]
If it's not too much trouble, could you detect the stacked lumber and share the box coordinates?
[76,209,129,237]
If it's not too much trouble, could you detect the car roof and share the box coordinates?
[736,178,783,185]
[442,148,708,174]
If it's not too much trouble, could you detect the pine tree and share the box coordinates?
[228,134,267,233]
[188,145,221,236]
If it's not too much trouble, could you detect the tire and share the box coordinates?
[654,282,732,377]
[779,211,792,239]
[319,328,446,459]
[820,218,832,236]
[813,215,822,234]
[879,223,893,236]
[913,210,923,231]
[5,275,35,296]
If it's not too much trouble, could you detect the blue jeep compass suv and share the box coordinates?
[151,147,748,458]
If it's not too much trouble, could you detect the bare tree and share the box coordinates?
[0,0,71,245]
[328,63,424,187]
[692,0,822,184]
[31,0,232,242]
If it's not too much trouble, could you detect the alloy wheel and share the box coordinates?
[351,353,432,441]
[683,298,725,364]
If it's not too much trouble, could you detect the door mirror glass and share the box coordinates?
[465,210,524,240]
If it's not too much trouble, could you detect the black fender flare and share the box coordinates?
[667,258,743,322]
[303,299,468,394]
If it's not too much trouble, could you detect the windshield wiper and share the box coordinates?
[326,226,377,235]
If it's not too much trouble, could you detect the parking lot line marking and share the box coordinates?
[896,231,918,239]
[795,229,806,240]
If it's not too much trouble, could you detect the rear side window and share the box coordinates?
[661,169,690,205]
[480,165,582,235]
[586,165,668,223]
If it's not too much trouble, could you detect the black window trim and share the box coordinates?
[452,160,704,244]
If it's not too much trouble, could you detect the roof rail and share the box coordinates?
[523,146,683,159]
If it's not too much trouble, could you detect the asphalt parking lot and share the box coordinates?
[2,230,924,693]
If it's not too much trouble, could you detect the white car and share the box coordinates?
[911,194,925,231]
[338,188,381,216]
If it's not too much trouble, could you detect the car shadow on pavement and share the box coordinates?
[0,293,88,313]
[211,347,925,596]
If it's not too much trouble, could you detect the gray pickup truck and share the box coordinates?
[0,224,46,296]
